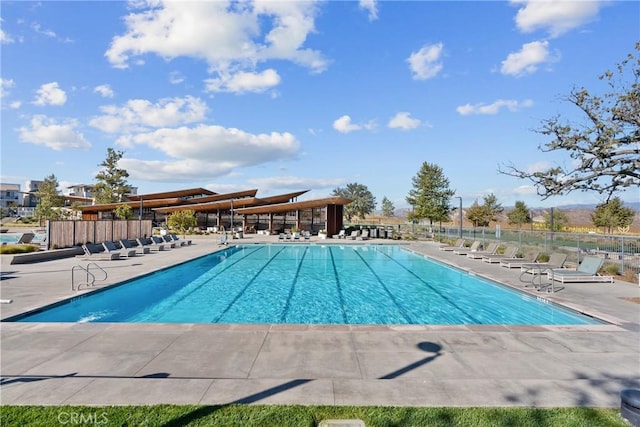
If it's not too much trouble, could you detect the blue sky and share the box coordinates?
[1,0,638,210]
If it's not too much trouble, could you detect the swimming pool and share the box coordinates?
[12,244,601,325]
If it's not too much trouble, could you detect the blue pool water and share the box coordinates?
[13,244,601,325]
[0,233,44,244]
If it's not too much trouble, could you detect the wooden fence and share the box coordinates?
[46,220,153,250]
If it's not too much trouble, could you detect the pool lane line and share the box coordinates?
[351,248,414,324]
[279,245,310,322]
[328,247,349,324]
[368,246,482,324]
[138,245,266,322]
[211,246,288,323]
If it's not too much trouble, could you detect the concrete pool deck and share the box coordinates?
[1,235,639,407]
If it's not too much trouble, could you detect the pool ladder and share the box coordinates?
[72,262,108,291]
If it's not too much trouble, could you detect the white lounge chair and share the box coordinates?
[77,244,120,261]
[103,241,136,257]
[439,238,465,251]
[152,235,173,249]
[170,233,191,246]
[138,237,165,251]
[332,230,346,239]
[357,230,370,241]
[500,252,540,269]
[120,239,150,254]
[466,242,499,259]
[548,256,614,284]
[482,246,519,263]
[453,241,480,255]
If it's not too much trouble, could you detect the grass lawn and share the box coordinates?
[0,405,629,426]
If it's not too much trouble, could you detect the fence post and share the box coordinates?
[620,236,625,272]
[576,234,581,264]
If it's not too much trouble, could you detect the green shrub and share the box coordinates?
[0,244,40,254]
[537,253,550,262]
[603,263,620,276]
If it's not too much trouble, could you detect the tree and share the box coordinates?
[94,148,132,204]
[332,183,376,221]
[499,43,640,202]
[381,197,395,217]
[543,209,569,231]
[591,197,635,234]
[464,194,504,227]
[167,210,197,237]
[507,201,532,229]
[34,174,65,224]
[406,162,455,227]
[114,204,134,220]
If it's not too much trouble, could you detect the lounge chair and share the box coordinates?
[348,230,360,240]
[162,234,180,247]
[439,238,465,251]
[219,234,228,245]
[158,235,176,248]
[500,251,540,269]
[332,230,346,239]
[120,239,150,254]
[453,241,481,255]
[170,233,191,246]
[466,242,499,259]
[548,256,614,284]
[152,235,174,249]
[77,244,120,261]
[357,230,370,241]
[103,241,137,257]
[138,237,165,251]
[303,231,311,240]
[519,253,568,272]
[482,246,519,263]
[16,232,35,244]
[278,233,286,240]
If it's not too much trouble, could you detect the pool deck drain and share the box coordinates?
[1,235,639,407]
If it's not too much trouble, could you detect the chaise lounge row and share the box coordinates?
[77,234,192,261]
[438,239,614,288]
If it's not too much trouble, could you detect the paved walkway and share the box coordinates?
[1,235,639,407]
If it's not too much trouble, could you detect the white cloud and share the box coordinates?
[105,1,327,93]
[247,176,346,191]
[18,115,91,150]
[117,125,300,182]
[94,84,114,98]
[205,69,281,94]
[512,184,537,196]
[524,161,553,174]
[387,112,421,130]
[9,100,21,109]
[500,40,558,76]
[89,96,208,134]
[333,115,376,133]
[407,43,444,80]
[456,99,533,115]
[31,22,57,39]
[511,0,602,38]
[169,71,185,84]
[359,0,379,21]
[1,29,14,44]
[33,82,67,106]
[1,78,15,98]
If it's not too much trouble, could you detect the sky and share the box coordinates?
[1,0,638,210]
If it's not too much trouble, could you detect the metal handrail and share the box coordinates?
[71,262,108,291]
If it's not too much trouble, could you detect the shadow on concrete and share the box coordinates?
[379,341,442,379]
